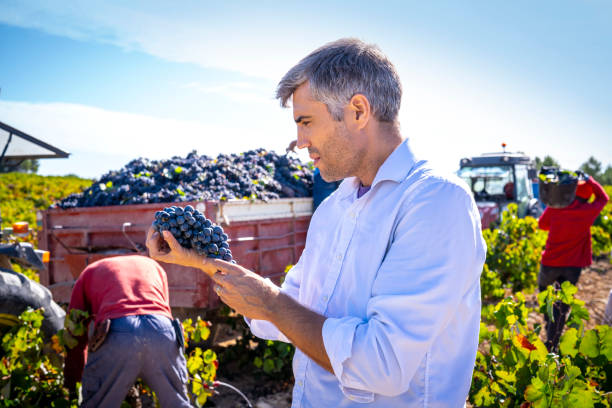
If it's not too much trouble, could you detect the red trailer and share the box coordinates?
[37,198,312,314]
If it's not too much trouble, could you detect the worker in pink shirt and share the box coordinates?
[63,255,191,407]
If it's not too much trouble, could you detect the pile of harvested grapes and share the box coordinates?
[56,149,313,208]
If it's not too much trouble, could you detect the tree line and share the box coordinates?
[535,155,612,185]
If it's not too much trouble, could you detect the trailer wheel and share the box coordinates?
[0,270,65,339]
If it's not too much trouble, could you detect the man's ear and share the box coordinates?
[346,94,371,130]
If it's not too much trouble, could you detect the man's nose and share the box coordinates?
[296,131,310,149]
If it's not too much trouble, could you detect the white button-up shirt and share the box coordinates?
[249,139,485,407]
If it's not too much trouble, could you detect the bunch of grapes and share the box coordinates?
[152,205,234,262]
[55,149,314,209]
[539,168,578,185]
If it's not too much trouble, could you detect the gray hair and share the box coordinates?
[276,38,402,123]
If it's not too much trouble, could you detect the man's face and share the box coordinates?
[292,82,362,182]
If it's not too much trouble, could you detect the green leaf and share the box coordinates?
[61,330,78,349]
[560,281,578,298]
[567,381,595,408]
[196,390,208,407]
[202,349,216,364]
[472,385,495,406]
[253,356,263,368]
[174,166,183,174]
[495,370,516,383]
[524,377,545,402]
[559,328,579,357]
[596,325,612,361]
[579,329,600,358]
[263,358,276,374]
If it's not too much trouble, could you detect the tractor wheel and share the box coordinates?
[0,269,65,339]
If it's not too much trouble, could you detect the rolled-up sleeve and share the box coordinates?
[247,251,305,342]
[322,183,484,398]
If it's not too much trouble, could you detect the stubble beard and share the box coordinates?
[317,121,361,183]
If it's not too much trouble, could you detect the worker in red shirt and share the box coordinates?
[538,174,609,350]
[63,255,191,407]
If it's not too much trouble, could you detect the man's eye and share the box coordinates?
[302,121,310,126]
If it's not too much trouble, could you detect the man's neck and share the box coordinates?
[355,125,403,187]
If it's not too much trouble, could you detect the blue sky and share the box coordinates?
[0,1,610,178]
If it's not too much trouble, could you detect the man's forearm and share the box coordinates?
[267,293,333,374]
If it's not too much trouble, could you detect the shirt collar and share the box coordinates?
[370,138,416,187]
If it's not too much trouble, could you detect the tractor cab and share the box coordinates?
[458,146,541,228]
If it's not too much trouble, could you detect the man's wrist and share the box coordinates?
[263,287,285,322]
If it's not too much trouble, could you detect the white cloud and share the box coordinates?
[0,100,297,177]
[0,0,313,80]
[183,81,274,104]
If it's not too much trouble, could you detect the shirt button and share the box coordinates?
[322,295,328,301]
[298,380,304,387]
[336,254,342,261]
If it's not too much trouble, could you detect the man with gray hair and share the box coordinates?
[148,38,485,407]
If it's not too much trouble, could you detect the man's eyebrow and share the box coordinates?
[294,115,311,124]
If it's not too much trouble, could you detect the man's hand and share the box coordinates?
[145,226,221,276]
[210,263,281,320]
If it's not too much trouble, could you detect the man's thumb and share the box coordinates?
[162,231,180,250]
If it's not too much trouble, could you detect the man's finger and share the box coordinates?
[162,230,181,251]
[211,270,228,284]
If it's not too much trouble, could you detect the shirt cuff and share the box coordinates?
[323,317,375,403]
[245,317,291,343]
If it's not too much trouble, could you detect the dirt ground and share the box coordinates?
[206,260,612,408]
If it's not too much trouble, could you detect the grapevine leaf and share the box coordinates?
[263,358,276,374]
[495,370,516,383]
[579,330,599,358]
[559,328,579,357]
[516,334,537,351]
[596,325,612,361]
[196,390,208,407]
[567,381,595,408]
[524,377,545,402]
[202,349,216,364]
[61,330,78,350]
[473,385,495,406]
[253,356,263,368]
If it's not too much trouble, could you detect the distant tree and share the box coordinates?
[600,165,612,185]
[579,156,603,179]
[17,159,40,173]
[0,159,40,173]
[534,155,561,170]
